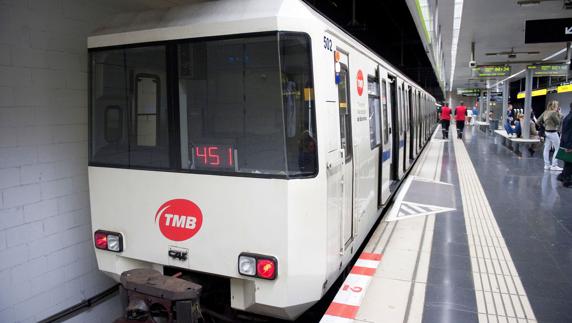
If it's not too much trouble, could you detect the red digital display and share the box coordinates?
[192,144,235,170]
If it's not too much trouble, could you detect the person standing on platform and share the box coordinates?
[472,105,478,125]
[455,101,468,139]
[440,103,452,139]
[538,100,563,171]
[557,103,572,187]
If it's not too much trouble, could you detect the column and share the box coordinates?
[479,90,484,122]
[486,88,491,122]
[502,81,509,129]
[523,68,533,139]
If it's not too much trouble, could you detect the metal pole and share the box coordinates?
[486,87,491,123]
[502,81,509,129]
[479,90,484,122]
[523,68,533,139]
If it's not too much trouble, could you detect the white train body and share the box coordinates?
[88,0,436,320]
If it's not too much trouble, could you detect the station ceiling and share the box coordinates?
[453,0,571,91]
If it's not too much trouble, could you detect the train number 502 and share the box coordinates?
[323,36,333,51]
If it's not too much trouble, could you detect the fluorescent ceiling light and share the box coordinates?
[449,0,464,91]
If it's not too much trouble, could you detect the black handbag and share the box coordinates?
[538,124,546,138]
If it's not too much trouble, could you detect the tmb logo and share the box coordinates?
[155,199,203,241]
[356,70,364,96]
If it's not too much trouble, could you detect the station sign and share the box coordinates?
[527,63,570,77]
[471,65,511,78]
[525,18,572,43]
[456,88,481,96]
[516,88,547,99]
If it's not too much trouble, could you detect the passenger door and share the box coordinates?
[379,69,392,206]
[336,53,354,248]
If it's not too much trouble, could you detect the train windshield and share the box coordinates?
[89,33,317,177]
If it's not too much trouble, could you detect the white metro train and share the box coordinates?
[87,0,437,320]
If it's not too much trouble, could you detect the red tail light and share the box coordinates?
[94,231,108,250]
[256,259,276,280]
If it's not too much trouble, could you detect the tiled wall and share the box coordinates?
[0,0,151,321]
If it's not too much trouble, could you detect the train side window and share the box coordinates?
[104,105,122,143]
[381,80,389,144]
[399,86,404,131]
[338,64,352,161]
[135,74,159,147]
[368,76,381,149]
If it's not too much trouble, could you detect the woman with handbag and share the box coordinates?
[538,100,563,171]
[557,103,572,187]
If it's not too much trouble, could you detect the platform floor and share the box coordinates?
[321,125,572,323]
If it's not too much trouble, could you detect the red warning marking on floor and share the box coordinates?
[325,302,360,319]
[359,252,382,261]
[350,266,376,276]
[320,252,382,323]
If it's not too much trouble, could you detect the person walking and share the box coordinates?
[538,100,563,171]
[455,101,468,139]
[557,103,572,187]
[440,103,452,139]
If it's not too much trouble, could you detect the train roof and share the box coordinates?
[88,0,434,100]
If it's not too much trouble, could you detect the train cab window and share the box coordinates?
[90,46,170,168]
[381,80,389,144]
[177,32,316,176]
[368,76,381,149]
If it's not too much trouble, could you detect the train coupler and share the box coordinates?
[114,268,202,323]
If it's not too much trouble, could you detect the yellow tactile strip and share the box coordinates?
[453,136,537,323]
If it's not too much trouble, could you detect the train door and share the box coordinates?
[378,69,392,206]
[400,83,408,174]
[417,92,422,150]
[408,88,415,160]
[336,53,354,248]
[389,76,403,180]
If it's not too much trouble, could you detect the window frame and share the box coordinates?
[367,74,382,149]
[88,31,318,180]
[134,73,161,147]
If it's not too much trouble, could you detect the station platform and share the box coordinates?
[321,125,572,323]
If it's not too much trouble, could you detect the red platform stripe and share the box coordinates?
[350,266,376,276]
[325,302,360,319]
[359,252,382,261]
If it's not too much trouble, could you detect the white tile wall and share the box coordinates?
[0,0,171,321]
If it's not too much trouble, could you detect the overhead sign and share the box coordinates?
[525,18,572,43]
[558,84,572,93]
[471,65,511,78]
[457,88,481,96]
[516,88,547,99]
[527,63,570,77]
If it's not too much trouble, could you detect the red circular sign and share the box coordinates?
[155,199,203,241]
[356,70,364,96]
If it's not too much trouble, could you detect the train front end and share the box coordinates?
[88,29,326,320]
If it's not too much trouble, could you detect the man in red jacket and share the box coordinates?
[455,101,468,139]
[440,103,452,139]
